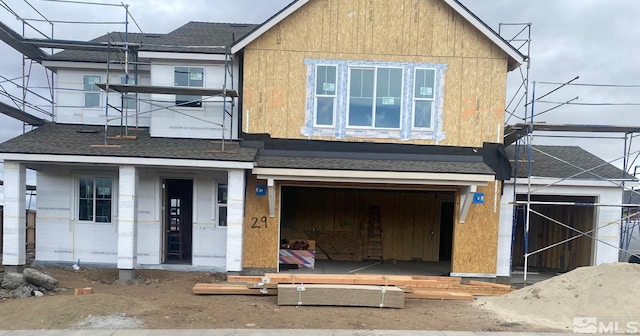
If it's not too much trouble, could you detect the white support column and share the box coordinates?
[459,185,477,223]
[117,166,138,278]
[2,161,27,269]
[497,187,515,277]
[226,169,246,272]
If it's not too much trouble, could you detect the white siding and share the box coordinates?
[149,62,240,140]
[33,165,233,269]
[55,69,151,127]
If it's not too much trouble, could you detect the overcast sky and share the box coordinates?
[1,0,639,178]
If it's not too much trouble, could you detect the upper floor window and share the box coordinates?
[79,176,113,223]
[83,75,101,108]
[216,183,228,227]
[174,66,204,108]
[120,76,137,110]
[302,59,447,141]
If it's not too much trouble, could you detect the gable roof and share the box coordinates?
[231,0,526,70]
[507,145,633,181]
[47,22,258,63]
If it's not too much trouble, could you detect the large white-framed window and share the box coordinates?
[347,66,403,129]
[217,183,228,227]
[303,59,447,141]
[413,68,436,130]
[78,176,113,223]
[174,66,204,108]
[314,64,337,127]
[83,75,101,108]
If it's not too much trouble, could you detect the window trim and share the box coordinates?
[303,59,447,141]
[77,176,114,224]
[174,66,205,108]
[346,65,404,130]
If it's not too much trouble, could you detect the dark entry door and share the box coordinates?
[164,179,193,263]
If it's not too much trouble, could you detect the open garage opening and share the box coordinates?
[512,194,596,273]
[279,186,455,275]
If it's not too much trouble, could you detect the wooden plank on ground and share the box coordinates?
[192,283,276,295]
[278,284,404,308]
[462,280,513,290]
[405,289,474,301]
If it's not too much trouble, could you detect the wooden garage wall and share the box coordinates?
[280,187,454,262]
[512,203,594,271]
[241,0,509,147]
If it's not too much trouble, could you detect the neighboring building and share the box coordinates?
[500,145,635,276]
[0,22,258,279]
[1,0,528,280]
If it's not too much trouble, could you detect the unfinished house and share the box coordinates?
[0,22,258,280]
[232,0,525,277]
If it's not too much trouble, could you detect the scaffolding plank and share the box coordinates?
[95,83,238,97]
[192,283,276,295]
[0,101,47,125]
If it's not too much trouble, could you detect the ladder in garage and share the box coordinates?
[365,206,384,261]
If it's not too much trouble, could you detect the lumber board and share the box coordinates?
[192,283,276,295]
[277,284,404,308]
[405,289,474,301]
[462,280,513,290]
[402,286,510,297]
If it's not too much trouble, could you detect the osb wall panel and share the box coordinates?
[242,0,509,147]
[242,174,280,269]
[280,186,448,262]
[451,182,500,274]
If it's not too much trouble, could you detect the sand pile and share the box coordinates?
[476,262,640,330]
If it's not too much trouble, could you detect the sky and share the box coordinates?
[0,0,639,188]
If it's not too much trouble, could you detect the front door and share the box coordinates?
[163,179,193,263]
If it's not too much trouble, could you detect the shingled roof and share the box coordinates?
[247,137,510,177]
[0,123,257,162]
[47,22,258,62]
[507,145,632,180]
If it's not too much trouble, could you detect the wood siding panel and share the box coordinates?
[242,175,280,269]
[451,182,500,274]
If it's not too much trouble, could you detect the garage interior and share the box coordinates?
[512,194,595,272]
[279,186,456,274]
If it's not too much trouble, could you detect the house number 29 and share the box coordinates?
[250,216,268,229]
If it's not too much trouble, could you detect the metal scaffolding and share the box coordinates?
[0,1,238,148]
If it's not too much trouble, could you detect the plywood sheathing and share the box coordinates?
[281,187,451,262]
[242,174,280,269]
[242,0,509,147]
[451,182,500,274]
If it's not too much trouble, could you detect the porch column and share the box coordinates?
[117,165,138,282]
[2,161,27,272]
[226,169,246,272]
[497,188,515,279]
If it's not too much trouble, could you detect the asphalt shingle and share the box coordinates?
[0,123,257,162]
[507,145,630,180]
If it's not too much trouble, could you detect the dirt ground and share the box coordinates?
[0,267,566,332]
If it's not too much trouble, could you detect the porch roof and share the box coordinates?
[0,123,256,168]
